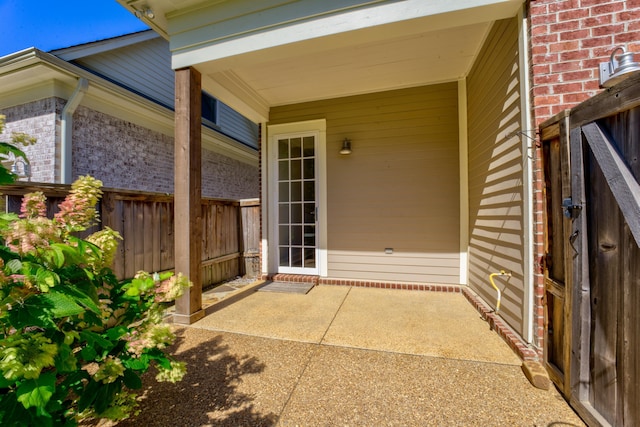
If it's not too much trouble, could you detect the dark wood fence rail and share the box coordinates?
[0,183,260,286]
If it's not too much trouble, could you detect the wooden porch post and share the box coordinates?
[173,67,204,324]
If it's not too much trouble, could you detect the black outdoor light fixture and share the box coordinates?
[599,45,640,88]
[340,138,352,155]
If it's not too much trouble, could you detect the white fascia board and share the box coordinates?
[170,0,522,68]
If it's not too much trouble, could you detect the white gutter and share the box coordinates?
[60,78,88,184]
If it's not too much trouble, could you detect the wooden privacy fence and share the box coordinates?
[540,73,640,427]
[0,183,260,286]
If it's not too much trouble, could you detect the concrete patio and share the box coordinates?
[121,285,585,426]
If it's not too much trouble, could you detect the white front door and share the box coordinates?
[275,133,318,274]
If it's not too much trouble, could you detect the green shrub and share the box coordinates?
[0,175,190,426]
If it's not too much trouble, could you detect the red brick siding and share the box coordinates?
[530,0,640,125]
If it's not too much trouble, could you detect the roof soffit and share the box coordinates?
[116,0,524,118]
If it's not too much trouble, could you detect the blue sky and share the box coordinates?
[0,0,149,57]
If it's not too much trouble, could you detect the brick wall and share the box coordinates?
[1,100,258,199]
[530,0,640,125]
[0,99,61,183]
[72,106,258,199]
[529,0,640,353]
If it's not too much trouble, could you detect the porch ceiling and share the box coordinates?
[197,21,490,107]
[117,0,524,122]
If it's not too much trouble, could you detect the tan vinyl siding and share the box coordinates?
[467,17,525,335]
[270,84,460,283]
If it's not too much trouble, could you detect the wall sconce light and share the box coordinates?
[134,7,155,20]
[11,158,31,181]
[340,138,352,155]
[599,46,640,88]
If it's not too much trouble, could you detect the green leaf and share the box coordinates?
[0,374,16,389]
[8,299,57,330]
[105,325,128,341]
[53,285,101,315]
[79,331,112,350]
[16,372,55,410]
[48,243,83,266]
[122,369,142,390]
[54,344,77,373]
[0,166,16,185]
[6,258,22,274]
[0,141,28,159]
[37,292,84,318]
[122,356,148,371]
[80,346,97,362]
[35,268,60,292]
[42,246,65,269]
[77,379,98,411]
[94,380,120,414]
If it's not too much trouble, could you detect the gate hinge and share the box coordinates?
[562,198,582,219]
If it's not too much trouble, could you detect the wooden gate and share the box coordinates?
[540,75,640,426]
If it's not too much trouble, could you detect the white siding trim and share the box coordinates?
[261,124,270,276]
[518,6,535,345]
[458,78,469,285]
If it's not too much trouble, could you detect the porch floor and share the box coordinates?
[123,285,584,426]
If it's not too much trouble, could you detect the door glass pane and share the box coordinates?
[291,248,302,267]
[291,138,302,158]
[278,182,289,202]
[278,139,289,159]
[303,159,314,179]
[279,161,289,180]
[303,182,315,202]
[279,247,289,266]
[291,160,301,180]
[291,203,302,223]
[304,225,315,246]
[291,225,302,245]
[303,137,314,157]
[291,182,302,202]
[304,203,315,223]
[279,204,289,224]
[304,248,316,268]
[279,225,289,245]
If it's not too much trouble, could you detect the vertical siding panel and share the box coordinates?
[466,17,525,336]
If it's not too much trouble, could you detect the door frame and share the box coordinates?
[265,119,327,277]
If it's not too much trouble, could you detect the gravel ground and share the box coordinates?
[108,327,584,427]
